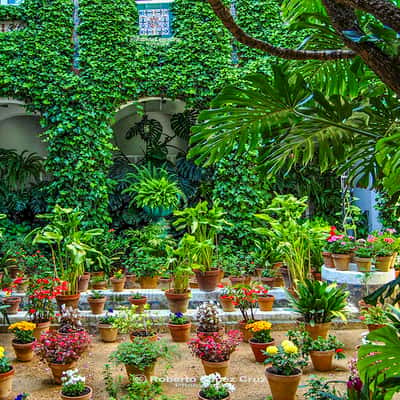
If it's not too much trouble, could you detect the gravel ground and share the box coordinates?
[1,329,397,400]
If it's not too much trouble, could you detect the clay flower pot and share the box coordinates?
[78,273,91,292]
[48,361,77,384]
[0,366,14,400]
[198,393,229,400]
[168,322,191,342]
[165,290,190,313]
[239,320,254,343]
[249,338,275,363]
[257,295,275,311]
[12,340,35,362]
[322,251,334,268]
[88,296,106,315]
[194,269,221,292]
[332,254,351,270]
[128,296,147,313]
[61,386,93,400]
[367,323,386,332]
[98,324,118,342]
[229,276,246,285]
[3,297,21,314]
[310,350,335,371]
[354,257,372,272]
[91,281,107,290]
[375,256,392,272]
[304,322,331,340]
[260,277,275,287]
[201,359,229,377]
[219,296,235,312]
[7,265,19,279]
[265,367,302,400]
[33,320,51,340]
[139,276,159,289]
[125,363,155,381]
[110,277,126,292]
[130,331,158,342]
[56,293,80,310]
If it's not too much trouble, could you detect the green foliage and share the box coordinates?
[375,192,400,232]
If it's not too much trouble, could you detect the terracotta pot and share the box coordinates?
[310,350,334,371]
[322,251,334,268]
[168,322,191,342]
[110,277,126,292]
[367,323,386,332]
[88,296,106,315]
[219,296,235,312]
[260,277,275,287]
[3,297,21,314]
[0,366,14,400]
[125,363,155,381]
[201,359,229,377]
[33,320,51,340]
[332,254,351,271]
[217,270,224,284]
[159,278,172,290]
[390,252,398,269]
[312,270,322,281]
[165,290,190,313]
[15,280,28,294]
[56,293,80,309]
[249,338,275,363]
[304,322,331,340]
[139,276,159,289]
[98,324,118,342]
[91,281,107,290]
[48,361,77,384]
[91,271,104,278]
[128,296,147,313]
[189,279,199,289]
[265,367,301,400]
[198,392,229,400]
[354,257,372,272]
[8,266,20,279]
[130,332,158,342]
[229,276,246,285]
[12,340,34,362]
[61,386,93,400]
[375,256,392,272]
[78,273,91,292]
[257,295,275,311]
[272,262,283,270]
[239,320,255,343]
[244,276,252,285]
[273,276,284,287]
[195,269,220,292]
[125,274,137,289]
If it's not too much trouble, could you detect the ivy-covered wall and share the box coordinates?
[0,0,302,225]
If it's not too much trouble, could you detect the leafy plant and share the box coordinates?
[245,320,273,343]
[61,369,87,397]
[169,312,189,325]
[199,373,235,400]
[8,321,36,344]
[0,346,11,374]
[360,306,389,326]
[196,302,221,333]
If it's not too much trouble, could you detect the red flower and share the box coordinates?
[29,309,36,314]
[335,348,344,353]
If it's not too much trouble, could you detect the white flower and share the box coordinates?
[224,383,236,392]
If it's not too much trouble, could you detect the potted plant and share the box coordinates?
[2,292,21,315]
[168,312,192,343]
[8,321,36,362]
[256,284,275,311]
[128,293,148,314]
[307,335,345,372]
[288,279,348,339]
[110,338,175,381]
[218,284,236,312]
[34,330,91,384]
[60,369,92,400]
[246,320,274,363]
[30,206,107,309]
[260,268,276,287]
[110,269,125,292]
[87,290,106,315]
[371,234,396,272]
[264,341,308,400]
[354,242,373,272]
[188,330,242,377]
[0,346,14,400]
[13,275,28,294]
[174,201,228,292]
[90,275,107,290]
[98,310,118,342]
[196,302,223,338]
[26,276,67,339]
[198,373,235,400]
[130,254,163,289]
[360,305,389,332]
[328,234,354,271]
[322,226,338,268]
[158,270,172,290]
[78,272,91,293]
[57,306,85,334]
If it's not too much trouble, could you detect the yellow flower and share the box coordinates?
[0,346,5,358]
[246,320,272,332]
[265,346,278,355]
[283,343,298,354]
[281,340,292,348]
[8,321,36,332]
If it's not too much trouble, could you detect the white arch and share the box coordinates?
[0,98,39,122]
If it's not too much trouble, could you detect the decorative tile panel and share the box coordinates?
[0,0,24,5]
[0,20,25,32]
[137,1,173,38]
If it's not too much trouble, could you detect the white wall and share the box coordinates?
[353,188,382,231]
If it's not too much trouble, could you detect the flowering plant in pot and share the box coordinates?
[264,341,308,400]
[168,312,191,343]
[327,234,355,270]
[371,233,397,272]
[198,373,235,400]
[354,243,373,272]
[196,302,222,337]
[288,279,348,339]
[0,346,14,400]
[87,290,106,315]
[360,305,389,332]
[128,292,148,314]
[110,338,176,381]
[188,330,242,377]
[8,321,36,362]
[34,329,91,383]
[322,226,338,267]
[98,309,118,342]
[246,320,274,363]
[110,269,125,292]
[60,369,92,400]
[218,284,236,312]
[174,201,228,292]
[256,284,275,311]
[90,275,107,290]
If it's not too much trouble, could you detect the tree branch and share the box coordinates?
[207,0,356,60]
[335,0,400,33]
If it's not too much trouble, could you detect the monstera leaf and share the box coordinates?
[126,115,163,142]
[171,109,198,139]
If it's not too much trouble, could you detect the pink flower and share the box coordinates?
[384,237,394,244]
